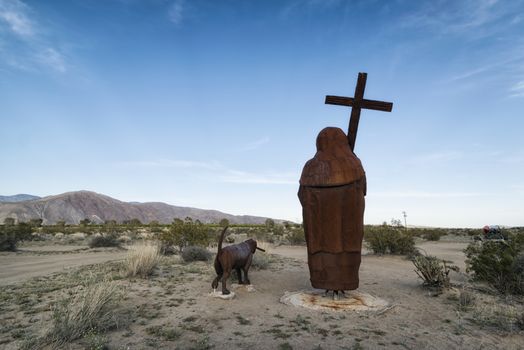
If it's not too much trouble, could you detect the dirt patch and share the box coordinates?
[0,241,522,350]
[0,249,127,285]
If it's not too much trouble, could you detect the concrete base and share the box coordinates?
[280,290,389,312]
[209,290,236,300]
[209,284,256,300]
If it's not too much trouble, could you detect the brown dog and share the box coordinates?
[211,227,264,295]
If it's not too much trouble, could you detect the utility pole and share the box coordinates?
[402,211,408,233]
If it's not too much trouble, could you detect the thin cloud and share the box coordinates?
[36,47,66,73]
[117,158,296,185]
[0,0,68,73]
[117,159,220,170]
[400,0,510,35]
[240,137,270,151]
[168,0,184,25]
[220,170,296,185]
[0,0,33,37]
[509,80,524,98]
[409,151,463,165]
[369,191,486,199]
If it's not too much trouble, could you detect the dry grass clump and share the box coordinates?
[471,303,522,332]
[125,242,161,277]
[47,280,122,345]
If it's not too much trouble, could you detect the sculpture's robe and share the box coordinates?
[298,127,366,291]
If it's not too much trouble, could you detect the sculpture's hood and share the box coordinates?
[299,127,365,187]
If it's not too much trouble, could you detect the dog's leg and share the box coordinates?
[221,270,231,295]
[211,274,222,290]
[212,258,223,290]
[242,255,253,285]
[236,268,243,284]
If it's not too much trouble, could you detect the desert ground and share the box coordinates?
[0,237,522,350]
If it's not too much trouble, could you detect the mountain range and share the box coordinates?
[0,191,279,225]
[0,194,41,203]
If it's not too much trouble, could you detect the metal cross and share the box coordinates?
[325,72,393,151]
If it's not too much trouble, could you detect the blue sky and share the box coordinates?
[1,0,523,227]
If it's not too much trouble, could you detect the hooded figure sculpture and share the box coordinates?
[298,127,366,292]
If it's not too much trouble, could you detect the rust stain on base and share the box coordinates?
[281,290,389,312]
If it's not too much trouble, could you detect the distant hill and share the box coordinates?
[0,190,280,225]
[0,194,41,203]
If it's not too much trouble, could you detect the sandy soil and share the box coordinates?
[0,240,522,350]
[0,248,127,285]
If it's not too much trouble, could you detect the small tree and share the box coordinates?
[3,217,15,226]
[0,222,32,251]
[219,218,230,228]
[265,218,275,231]
[148,220,162,233]
[29,218,43,228]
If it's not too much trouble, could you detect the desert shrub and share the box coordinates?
[88,234,120,248]
[160,217,210,252]
[465,234,524,294]
[0,222,32,251]
[286,227,306,245]
[251,252,271,270]
[47,280,122,345]
[423,230,443,241]
[412,254,459,290]
[181,245,211,262]
[125,243,161,277]
[365,224,417,256]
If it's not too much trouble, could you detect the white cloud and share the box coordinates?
[0,0,68,74]
[168,0,184,25]
[0,0,33,37]
[400,0,508,35]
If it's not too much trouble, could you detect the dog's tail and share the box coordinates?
[217,226,228,254]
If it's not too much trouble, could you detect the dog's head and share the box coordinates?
[245,238,258,254]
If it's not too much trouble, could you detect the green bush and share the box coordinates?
[88,234,120,248]
[365,224,417,256]
[465,234,524,294]
[412,254,458,290]
[0,222,32,251]
[181,245,211,262]
[423,230,443,241]
[287,228,306,245]
[160,217,210,252]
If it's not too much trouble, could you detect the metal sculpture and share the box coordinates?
[298,72,393,295]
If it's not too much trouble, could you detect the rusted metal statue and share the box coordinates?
[298,72,393,296]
